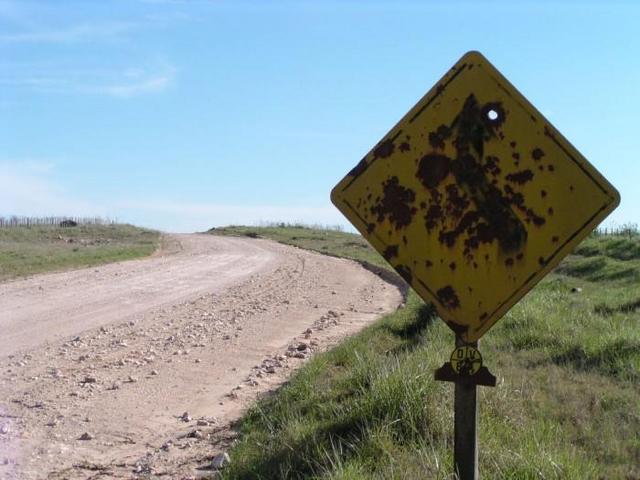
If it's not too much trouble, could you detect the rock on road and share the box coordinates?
[0,234,403,479]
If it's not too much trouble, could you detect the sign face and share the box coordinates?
[331,51,619,342]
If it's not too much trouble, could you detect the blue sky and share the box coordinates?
[1,0,638,232]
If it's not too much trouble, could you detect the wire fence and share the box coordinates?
[254,220,636,237]
[256,221,345,232]
[593,223,638,238]
[0,216,117,228]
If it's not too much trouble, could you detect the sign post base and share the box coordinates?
[434,339,496,480]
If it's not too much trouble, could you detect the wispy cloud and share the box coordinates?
[0,60,176,98]
[88,64,176,98]
[0,0,183,97]
[138,0,190,4]
[0,21,138,44]
[0,161,105,217]
[0,0,192,45]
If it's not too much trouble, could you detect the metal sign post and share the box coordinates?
[435,338,495,479]
[455,378,478,480]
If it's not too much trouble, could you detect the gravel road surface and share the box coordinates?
[0,234,403,479]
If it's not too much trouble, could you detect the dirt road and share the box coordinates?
[0,234,403,479]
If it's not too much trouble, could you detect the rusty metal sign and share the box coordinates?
[331,51,619,342]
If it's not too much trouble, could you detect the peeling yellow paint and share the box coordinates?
[331,51,619,342]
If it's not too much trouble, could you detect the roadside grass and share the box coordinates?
[0,224,160,282]
[211,226,639,479]
[209,225,386,269]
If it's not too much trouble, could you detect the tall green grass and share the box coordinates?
[211,226,639,479]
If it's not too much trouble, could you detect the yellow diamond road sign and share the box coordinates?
[331,51,620,342]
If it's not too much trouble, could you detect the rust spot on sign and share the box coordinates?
[370,176,417,230]
[417,94,539,255]
[383,245,399,260]
[348,158,368,177]
[506,169,534,185]
[438,285,460,310]
[417,154,451,189]
[373,139,395,159]
[483,155,501,177]
[532,148,545,161]
[428,125,452,150]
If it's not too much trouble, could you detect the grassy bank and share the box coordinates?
[0,224,160,282]
[210,225,639,479]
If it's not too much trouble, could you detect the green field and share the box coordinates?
[210,225,640,479]
[0,224,160,282]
